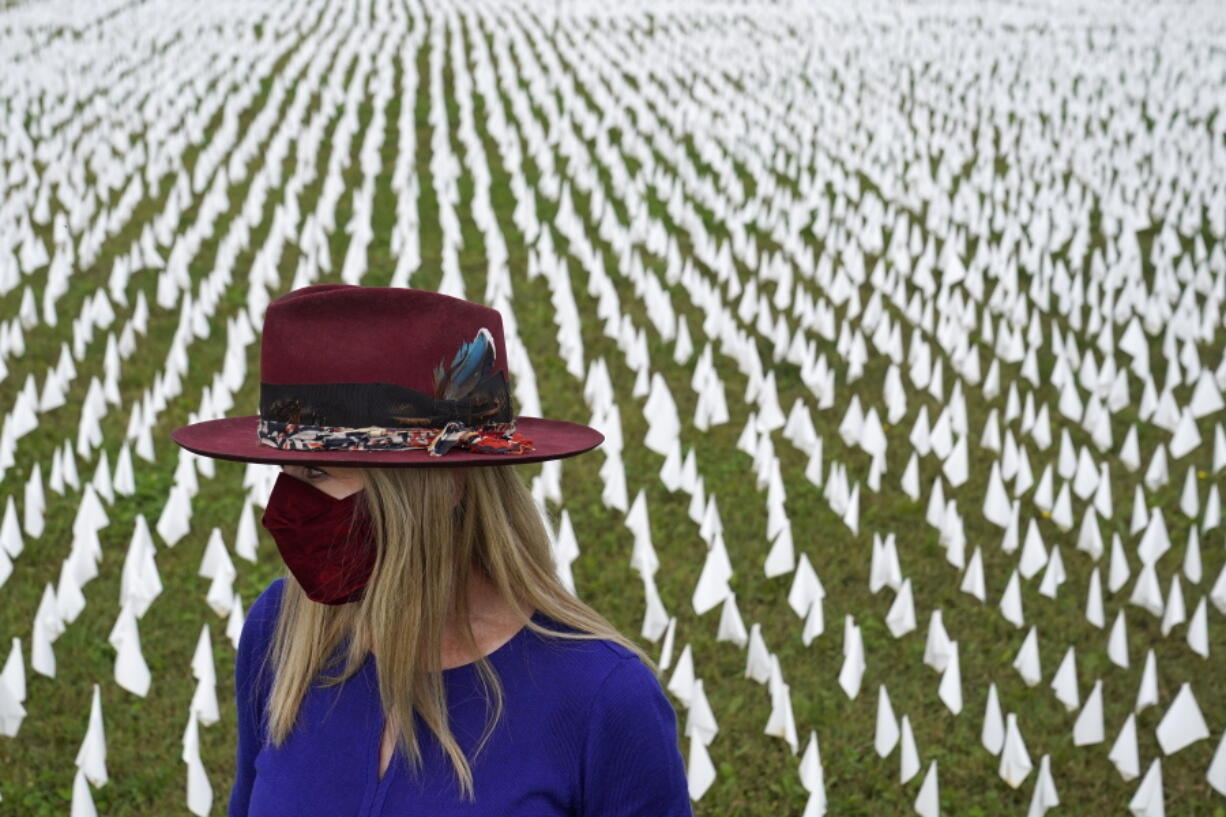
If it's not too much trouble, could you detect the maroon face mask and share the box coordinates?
[260,471,377,605]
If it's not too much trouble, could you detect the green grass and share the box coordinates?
[1,3,1224,816]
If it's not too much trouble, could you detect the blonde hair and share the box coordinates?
[253,463,657,801]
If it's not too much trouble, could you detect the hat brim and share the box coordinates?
[169,415,605,468]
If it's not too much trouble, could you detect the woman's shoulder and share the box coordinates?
[234,578,289,704]
[526,610,642,658]
[251,576,288,624]
[516,613,681,779]
[517,610,659,698]
[238,577,287,656]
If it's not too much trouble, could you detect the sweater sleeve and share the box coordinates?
[580,656,693,817]
[228,578,285,817]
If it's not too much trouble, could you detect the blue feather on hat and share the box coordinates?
[433,327,497,402]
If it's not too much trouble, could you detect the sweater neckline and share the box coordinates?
[363,609,544,677]
[441,609,542,674]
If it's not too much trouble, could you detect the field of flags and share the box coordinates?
[2,0,1225,814]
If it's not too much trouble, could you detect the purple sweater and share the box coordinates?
[229,578,694,816]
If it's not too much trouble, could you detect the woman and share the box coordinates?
[170,284,693,816]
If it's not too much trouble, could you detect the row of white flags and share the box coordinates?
[2,0,1226,815]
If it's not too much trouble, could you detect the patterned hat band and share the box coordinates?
[255,328,535,458]
[257,417,534,457]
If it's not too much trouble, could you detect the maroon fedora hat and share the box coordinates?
[169,284,604,468]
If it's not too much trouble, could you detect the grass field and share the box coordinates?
[1,0,1225,815]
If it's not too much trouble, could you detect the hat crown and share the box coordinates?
[259,284,510,395]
